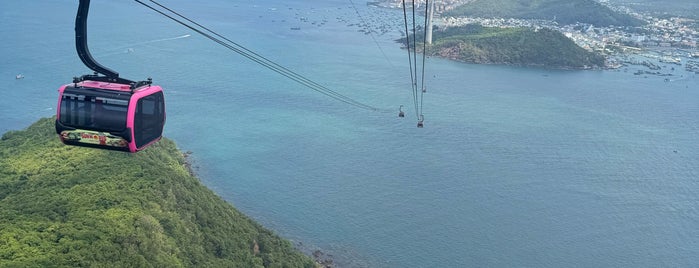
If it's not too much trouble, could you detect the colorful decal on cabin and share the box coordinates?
[60,130,128,148]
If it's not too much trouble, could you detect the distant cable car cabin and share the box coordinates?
[55,0,165,152]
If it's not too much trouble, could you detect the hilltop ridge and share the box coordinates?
[413,24,605,69]
[0,118,315,267]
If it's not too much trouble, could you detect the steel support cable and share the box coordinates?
[135,0,384,112]
[145,0,348,103]
[144,0,378,111]
[401,0,420,120]
[411,0,421,120]
[419,0,429,116]
[143,0,378,111]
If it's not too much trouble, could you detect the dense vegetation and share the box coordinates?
[0,118,315,267]
[421,24,605,69]
[445,0,645,27]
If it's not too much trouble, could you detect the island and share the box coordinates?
[379,0,697,70]
[0,118,316,267]
[410,24,606,69]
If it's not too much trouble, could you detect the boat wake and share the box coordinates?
[137,34,192,45]
[101,34,192,56]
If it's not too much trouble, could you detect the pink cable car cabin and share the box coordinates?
[55,0,165,152]
[56,81,165,152]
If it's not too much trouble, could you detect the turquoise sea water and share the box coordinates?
[2,0,698,267]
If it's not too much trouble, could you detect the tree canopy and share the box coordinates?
[422,24,606,69]
[0,118,315,267]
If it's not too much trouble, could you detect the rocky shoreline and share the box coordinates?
[312,248,336,268]
[181,151,338,267]
[428,44,601,70]
[397,27,606,70]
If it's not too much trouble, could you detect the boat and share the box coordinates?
[290,27,301,30]
[691,52,699,58]
[15,74,24,79]
[659,56,681,65]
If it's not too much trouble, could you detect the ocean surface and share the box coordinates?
[2,0,698,267]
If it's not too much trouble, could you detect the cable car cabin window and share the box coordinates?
[59,93,128,132]
[134,92,164,148]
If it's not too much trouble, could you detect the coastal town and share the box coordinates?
[370,0,699,71]
[441,12,699,56]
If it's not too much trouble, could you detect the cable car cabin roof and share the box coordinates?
[70,80,157,93]
[59,81,164,102]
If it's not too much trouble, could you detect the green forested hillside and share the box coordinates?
[445,0,645,27]
[425,25,605,69]
[0,118,315,267]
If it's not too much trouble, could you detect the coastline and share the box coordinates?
[180,150,338,268]
[0,119,317,267]
[397,28,606,70]
[424,52,602,70]
[3,1,697,266]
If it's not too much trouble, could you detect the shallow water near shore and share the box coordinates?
[2,0,699,267]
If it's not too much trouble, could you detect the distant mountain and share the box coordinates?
[421,24,605,69]
[608,0,699,19]
[445,0,645,27]
[0,118,315,267]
